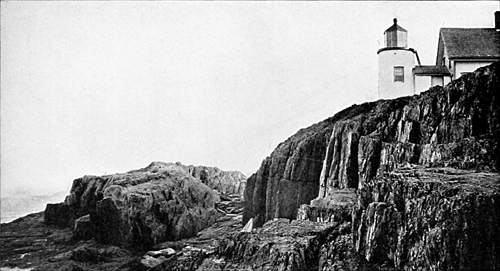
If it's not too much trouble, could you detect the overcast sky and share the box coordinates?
[1,1,498,196]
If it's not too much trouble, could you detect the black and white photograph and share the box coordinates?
[1,1,499,270]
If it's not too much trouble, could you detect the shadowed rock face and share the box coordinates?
[353,167,500,270]
[43,162,246,250]
[243,104,377,227]
[244,62,500,227]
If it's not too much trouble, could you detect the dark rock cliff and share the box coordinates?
[238,62,500,270]
[243,104,377,227]
[244,62,500,228]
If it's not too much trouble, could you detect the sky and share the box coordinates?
[1,1,498,197]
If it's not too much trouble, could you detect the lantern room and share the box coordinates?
[384,18,408,48]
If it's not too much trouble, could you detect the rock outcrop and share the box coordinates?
[244,62,500,227]
[297,189,356,223]
[243,104,376,227]
[353,167,500,270]
[44,162,225,250]
[141,162,247,197]
[186,165,247,197]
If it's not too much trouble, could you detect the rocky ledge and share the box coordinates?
[0,212,142,271]
[203,218,342,271]
[44,162,245,250]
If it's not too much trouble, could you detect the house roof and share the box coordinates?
[413,65,451,76]
[385,18,407,33]
[440,28,500,59]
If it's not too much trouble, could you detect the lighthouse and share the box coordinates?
[378,18,417,99]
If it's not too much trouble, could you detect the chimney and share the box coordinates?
[496,11,500,31]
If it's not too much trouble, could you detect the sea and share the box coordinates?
[0,192,66,224]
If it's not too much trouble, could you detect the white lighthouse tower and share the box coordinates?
[378,18,416,99]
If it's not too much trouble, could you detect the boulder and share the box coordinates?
[44,203,71,227]
[140,255,168,269]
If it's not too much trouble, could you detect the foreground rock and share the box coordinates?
[206,219,340,271]
[353,167,500,270]
[1,193,245,271]
[0,212,144,271]
[139,195,244,270]
[44,162,226,250]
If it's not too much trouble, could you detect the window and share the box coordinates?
[394,66,404,82]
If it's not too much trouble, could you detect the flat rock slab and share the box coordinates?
[298,189,356,223]
[388,167,500,192]
[206,219,339,271]
[0,213,142,271]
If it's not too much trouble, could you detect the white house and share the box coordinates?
[436,27,500,80]
[378,12,500,99]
